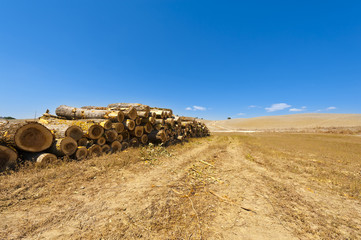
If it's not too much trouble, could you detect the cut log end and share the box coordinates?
[105,130,118,142]
[111,141,122,153]
[88,144,102,157]
[97,137,106,146]
[77,137,88,146]
[74,147,88,160]
[15,122,54,152]
[60,137,78,156]
[113,123,124,133]
[36,153,57,163]
[87,125,104,139]
[140,134,148,144]
[65,125,84,141]
[101,144,111,153]
[0,145,17,170]
[125,119,135,131]
[99,120,113,130]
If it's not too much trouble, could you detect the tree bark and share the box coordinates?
[108,103,150,114]
[56,105,124,122]
[148,130,166,143]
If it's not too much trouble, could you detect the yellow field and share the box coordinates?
[1,133,360,239]
[205,113,361,133]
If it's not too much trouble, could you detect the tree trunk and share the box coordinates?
[88,144,102,157]
[124,119,135,131]
[111,141,122,153]
[0,121,54,152]
[130,126,144,137]
[97,136,106,146]
[129,137,139,147]
[23,152,57,163]
[101,144,111,153]
[140,134,148,144]
[112,123,124,133]
[49,137,78,156]
[77,137,88,146]
[108,103,150,114]
[38,121,84,141]
[105,130,118,142]
[143,122,153,133]
[134,117,142,125]
[55,105,124,122]
[0,145,18,171]
[73,146,88,160]
[148,130,166,143]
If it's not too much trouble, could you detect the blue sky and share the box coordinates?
[0,0,360,120]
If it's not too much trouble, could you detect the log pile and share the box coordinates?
[0,103,210,171]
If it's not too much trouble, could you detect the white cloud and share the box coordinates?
[237,113,245,116]
[326,106,336,110]
[193,105,206,111]
[289,106,307,112]
[265,103,291,112]
[186,106,207,111]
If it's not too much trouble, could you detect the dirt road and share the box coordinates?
[1,134,360,239]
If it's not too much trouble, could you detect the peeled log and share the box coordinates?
[105,130,118,142]
[74,146,88,160]
[50,137,78,156]
[111,141,122,153]
[56,105,124,122]
[137,111,149,118]
[24,152,57,163]
[0,121,54,152]
[0,145,18,170]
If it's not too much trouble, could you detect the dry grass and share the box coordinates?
[1,133,361,239]
[236,133,361,200]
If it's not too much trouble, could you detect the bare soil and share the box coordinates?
[1,133,360,239]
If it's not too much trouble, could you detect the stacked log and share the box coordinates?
[0,103,210,171]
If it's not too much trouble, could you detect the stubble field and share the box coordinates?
[1,132,361,239]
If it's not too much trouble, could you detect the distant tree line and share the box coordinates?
[0,116,15,119]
